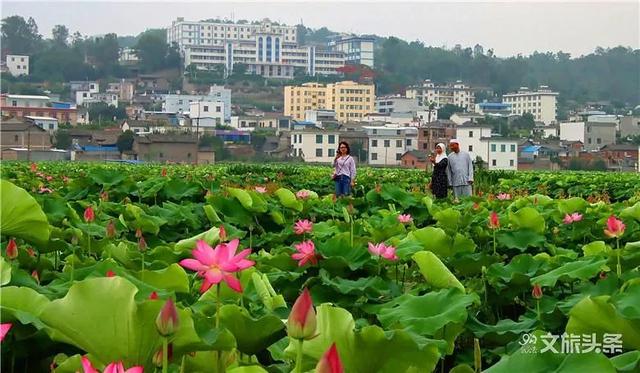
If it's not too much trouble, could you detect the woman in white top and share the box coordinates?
[333,141,356,197]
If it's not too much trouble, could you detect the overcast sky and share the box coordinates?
[2,1,638,57]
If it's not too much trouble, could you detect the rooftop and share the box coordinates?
[3,94,50,100]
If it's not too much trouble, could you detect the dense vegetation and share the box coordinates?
[1,163,640,372]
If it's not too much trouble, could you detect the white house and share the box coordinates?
[76,92,118,107]
[291,129,340,163]
[363,125,418,166]
[502,86,558,125]
[230,116,260,132]
[163,86,232,120]
[25,116,58,134]
[6,55,29,76]
[455,123,517,170]
[189,101,224,128]
[2,94,50,108]
[450,112,484,126]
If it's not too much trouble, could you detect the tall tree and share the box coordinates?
[1,15,42,54]
[134,29,169,72]
[52,25,70,47]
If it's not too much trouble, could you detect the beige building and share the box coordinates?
[290,129,340,163]
[502,86,558,125]
[405,80,475,111]
[284,81,374,122]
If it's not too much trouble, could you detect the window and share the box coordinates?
[371,153,378,161]
[588,138,592,144]
[187,153,192,158]
[510,160,514,167]
[492,159,497,166]
[396,153,402,161]
[468,145,473,152]
[510,144,516,152]
[159,152,164,158]
[372,139,378,147]
[216,106,221,112]
[396,130,401,135]
[11,100,17,107]
[14,135,19,142]
[203,105,209,112]
[316,148,323,157]
[597,138,602,144]
[328,135,335,144]
[501,144,506,152]
[384,140,390,148]
[316,135,323,144]
[328,149,335,157]
[469,131,474,138]
[491,144,496,152]
[395,140,402,147]
[406,139,412,146]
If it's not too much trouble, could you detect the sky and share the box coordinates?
[2,0,639,58]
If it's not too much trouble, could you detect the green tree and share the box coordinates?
[116,130,135,153]
[437,104,466,120]
[54,130,72,149]
[134,29,169,72]
[52,25,69,47]
[88,102,127,123]
[1,15,42,54]
[511,113,536,131]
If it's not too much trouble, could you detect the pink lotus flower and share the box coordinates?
[367,242,398,261]
[161,168,167,177]
[532,284,543,299]
[497,193,511,201]
[149,291,159,300]
[488,211,500,229]
[292,240,318,267]
[563,212,583,225]
[106,270,116,277]
[473,202,480,210]
[63,176,70,183]
[255,186,267,193]
[84,206,95,223]
[296,190,310,199]
[26,247,36,257]
[179,239,255,293]
[294,219,313,235]
[287,288,317,340]
[219,225,227,241]
[39,186,53,194]
[138,236,147,251]
[100,191,109,202]
[31,270,39,284]
[135,228,143,238]
[30,162,37,172]
[81,356,143,373]
[604,216,626,238]
[397,214,412,224]
[156,298,180,336]
[45,175,53,182]
[0,323,12,342]
[315,343,344,373]
[5,238,18,259]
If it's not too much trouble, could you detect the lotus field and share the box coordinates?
[1,162,640,373]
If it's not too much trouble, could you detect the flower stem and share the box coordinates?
[162,336,168,373]
[70,246,75,282]
[216,284,223,373]
[294,339,304,373]
[492,229,497,256]
[536,299,541,325]
[616,238,621,277]
[141,251,145,282]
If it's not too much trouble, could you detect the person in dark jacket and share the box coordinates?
[428,143,449,199]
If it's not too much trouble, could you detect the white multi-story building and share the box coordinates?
[168,18,345,78]
[164,85,231,120]
[328,35,375,67]
[375,96,422,114]
[363,126,418,166]
[502,86,558,125]
[6,55,29,76]
[76,92,118,107]
[455,123,518,170]
[405,80,475,111]
[189,100,225,128]
[559,121,617,152]
[290,130,340,163]
[25,116,58,133]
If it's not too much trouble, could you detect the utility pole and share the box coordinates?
[195,99,200,164]
[27,125,32,161]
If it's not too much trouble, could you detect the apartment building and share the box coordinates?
[164,85,232,120]
[290,129,340,163]
[502,86,558,125]
[5,55,29,76]
[375,96,422,114]
[405,80,475,111]
[168,18,344,78]
[363,126,418,166]
[455,123,518,170]
[559,121,617,152]
[328,35,375,67]
[284,81,374,122]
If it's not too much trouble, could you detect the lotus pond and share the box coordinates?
[1,162,640,373]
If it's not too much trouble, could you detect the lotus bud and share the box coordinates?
[287,288,317,340]
[5,239,18,260]
[156,298,180,336]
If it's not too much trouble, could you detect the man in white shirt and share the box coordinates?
[446,139,474,200]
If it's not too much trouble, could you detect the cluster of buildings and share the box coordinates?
[168,18,374,78]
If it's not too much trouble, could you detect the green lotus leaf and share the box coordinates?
[610,350,640,372]
[274,188,303,212]
[509,207,546,234]
[412,251,464,291]
[557,197,589,214]
[566,295,640,350]
[405,227,452,257]
[0,256,11,286]
[1,179,50,246]
[496,229,546,251]
[620,202,640,222]
[227,187,254,210]
[433,208,461,231]
[175,226,221,251]
[531,257,607,287]
[582,241,611,256]
[285,304,442,373]
[218,304,286,356]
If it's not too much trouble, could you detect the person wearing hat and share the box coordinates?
[446,139,474,200]
[428,143,449,199]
